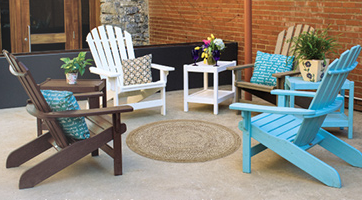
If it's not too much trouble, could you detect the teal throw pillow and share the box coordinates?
[250,51,294,86]
[41,90,90,140]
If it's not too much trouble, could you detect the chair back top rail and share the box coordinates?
[86,25,135,86]
[3,50,69,148]
[293,45,361,146]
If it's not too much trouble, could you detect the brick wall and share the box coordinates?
[148,0,362,110]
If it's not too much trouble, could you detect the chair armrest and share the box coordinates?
[271,89,316,98]
[227,63,254,71]
[89,67,122,78]
[151,63,175,71]
[272,70,301,78]
[26,103,133,120]
[229,103,315,116]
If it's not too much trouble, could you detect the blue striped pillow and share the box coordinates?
[250,51,294,86]
[41,90,90,140]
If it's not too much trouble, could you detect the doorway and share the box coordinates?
[4,0,99,53]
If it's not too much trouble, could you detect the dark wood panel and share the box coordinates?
[9,0,30,53]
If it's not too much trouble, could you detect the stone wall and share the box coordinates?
[100,0,149,46]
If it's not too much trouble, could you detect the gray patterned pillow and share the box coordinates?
[122,54,152,86]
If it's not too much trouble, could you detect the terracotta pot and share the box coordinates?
[66,73,78,84]
[299,59,330,82]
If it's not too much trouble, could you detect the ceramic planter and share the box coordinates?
[299,59,330,82]
[66,72,78,84]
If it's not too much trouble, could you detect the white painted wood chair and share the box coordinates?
[86,25,175,115]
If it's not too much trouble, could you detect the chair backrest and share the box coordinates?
[293,45,361,146]
[274,24,314,57]
[86,25,135,85]
[3,50,69,148]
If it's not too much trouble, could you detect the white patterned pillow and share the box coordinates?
[250,51,294,86]
[122,54,152,86]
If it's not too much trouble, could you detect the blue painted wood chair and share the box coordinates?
[229,45,362,188]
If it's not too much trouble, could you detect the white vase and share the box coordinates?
[299,59,330,82]
[66,73,78,84]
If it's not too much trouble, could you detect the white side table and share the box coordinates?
[183,60,237,114]
[285,76,354,139]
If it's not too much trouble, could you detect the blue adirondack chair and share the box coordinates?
[229,45,362,188]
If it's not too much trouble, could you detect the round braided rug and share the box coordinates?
[126,119,241,163]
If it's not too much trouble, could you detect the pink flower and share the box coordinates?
[203,39,211,47]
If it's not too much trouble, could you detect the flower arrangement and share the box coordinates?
[195,34,225,65]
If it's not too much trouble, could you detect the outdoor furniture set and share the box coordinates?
[3,24,362,189]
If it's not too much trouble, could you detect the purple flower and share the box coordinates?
[320,72,324,79]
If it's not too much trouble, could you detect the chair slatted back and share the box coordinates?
[294,45,361,146]
[3,50,69,148]
[86,25,135,87]
[275,24,314,57]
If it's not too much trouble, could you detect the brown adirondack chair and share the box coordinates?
[228,24,314,106]
[3,50,133,189]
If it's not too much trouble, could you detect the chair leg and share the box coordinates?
[7,132,53,168]
[161,87,166,115]
[243,129,252,173]
[318,129,362,168]
[91,149,99,156]
[242,111,252,173]
[112,114,125,175]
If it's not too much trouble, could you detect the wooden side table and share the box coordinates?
[38,78,107,136]
[183,60,237,114]
[285,76,354,139]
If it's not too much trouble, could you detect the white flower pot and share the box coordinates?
[66,73,78,84]
[299,59,330,82]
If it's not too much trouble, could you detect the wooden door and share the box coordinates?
[9,0,82,53]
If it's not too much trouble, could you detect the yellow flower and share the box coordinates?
[207,37,211,41]
[194,46,200,50]
[211,34,215,39]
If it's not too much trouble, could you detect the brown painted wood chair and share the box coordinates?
[3,50,133,189]
[228,24,314,106]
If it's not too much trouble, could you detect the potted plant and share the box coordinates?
[60,52,93,84]
[289,26,339,82]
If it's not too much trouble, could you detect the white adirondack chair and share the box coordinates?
[86,25,175,115]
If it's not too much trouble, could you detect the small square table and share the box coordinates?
[285,76,354,139]
[183,60,237,115]
[38,78,107,135]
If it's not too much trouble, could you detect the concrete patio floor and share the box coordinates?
[1,86,362,199]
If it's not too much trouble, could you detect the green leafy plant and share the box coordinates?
[60,52,93,76]
[288,26,339,65]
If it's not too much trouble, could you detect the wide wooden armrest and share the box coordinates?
[89,67,122,78]
[227,63,254,71]
[229,103,315,116]
[26,104,133,120]
[272,70,301,78]
[151,63,175,71]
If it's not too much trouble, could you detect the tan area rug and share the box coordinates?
[126,119,241,163]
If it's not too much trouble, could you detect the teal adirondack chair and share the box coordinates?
[230,45,362,188]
